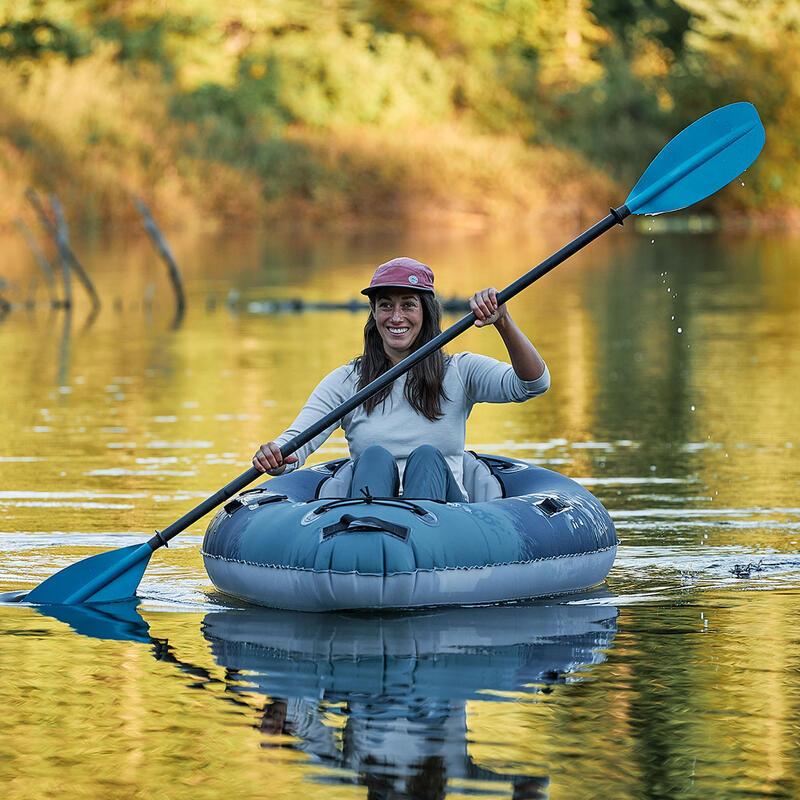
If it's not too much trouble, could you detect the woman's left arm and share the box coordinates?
[469,287,545,380]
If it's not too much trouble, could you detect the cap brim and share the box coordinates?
[361,283,435,296]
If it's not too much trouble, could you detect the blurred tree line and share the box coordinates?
[0,0,795,228]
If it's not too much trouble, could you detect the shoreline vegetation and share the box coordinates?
[0,2,797,234]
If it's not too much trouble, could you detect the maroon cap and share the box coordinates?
[361,257,435,296]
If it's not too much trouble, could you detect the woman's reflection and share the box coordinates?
[223,602,618,799]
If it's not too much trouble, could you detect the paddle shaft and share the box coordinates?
[146,204,630,551]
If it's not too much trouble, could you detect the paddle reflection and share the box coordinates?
[30,599,228,690]
[202,601,618,798]
[33,597,152,643]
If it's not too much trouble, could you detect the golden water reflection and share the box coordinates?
[1,227,799,798]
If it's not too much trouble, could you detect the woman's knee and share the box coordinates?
[407,444,444,464]
[350,444,398,497]
[358,444,395,465]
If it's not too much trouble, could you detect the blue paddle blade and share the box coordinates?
[25,543,153,605]
[626,102,765,215]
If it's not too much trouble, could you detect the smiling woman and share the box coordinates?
[372,291,424,364]
[252,257,550,500]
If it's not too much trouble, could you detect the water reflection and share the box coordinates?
[2,227,798,799]
[204,602,617,797]
[28,599,617,798]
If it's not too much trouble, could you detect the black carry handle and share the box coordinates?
[321,514,411,541]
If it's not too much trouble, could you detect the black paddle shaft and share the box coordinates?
[149,205,629,550]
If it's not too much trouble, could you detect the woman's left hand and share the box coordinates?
[470,287,507,328]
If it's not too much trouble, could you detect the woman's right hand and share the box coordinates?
[253,442,298,475]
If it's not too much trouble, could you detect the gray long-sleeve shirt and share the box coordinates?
[275,352,550,495]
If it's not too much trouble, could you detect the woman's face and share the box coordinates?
[372,290,424,364]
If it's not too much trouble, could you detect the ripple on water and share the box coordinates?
[85,468,198,477]
[611,544,800,595]
[145,440,214,449]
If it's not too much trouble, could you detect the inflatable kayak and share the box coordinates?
[201,453,617,611]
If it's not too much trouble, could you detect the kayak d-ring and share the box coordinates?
[224,494,287,516]
[536,496,572,517]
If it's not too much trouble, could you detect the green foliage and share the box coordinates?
[591,0,692,56]
[0,18,87,61]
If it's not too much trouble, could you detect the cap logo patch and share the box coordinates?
[408,275,419,284]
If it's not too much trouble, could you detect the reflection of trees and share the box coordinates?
[555,234,800,508]
[587,234,694,462]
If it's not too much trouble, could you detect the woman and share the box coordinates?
[253,257,549,501]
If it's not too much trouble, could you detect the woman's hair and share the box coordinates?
[353,292,448,421]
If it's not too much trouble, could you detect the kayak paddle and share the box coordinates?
[25,101,764,605]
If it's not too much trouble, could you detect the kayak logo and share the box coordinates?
[408,275,419,284]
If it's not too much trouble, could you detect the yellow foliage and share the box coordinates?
[0,0,795,228]
[631,39,674,80]
[525,0,611,90]
[287,121,615,228]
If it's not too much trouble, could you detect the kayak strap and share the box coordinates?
[321,514,411,542]
[314,496,430,516]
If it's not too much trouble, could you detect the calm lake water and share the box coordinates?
[1,223,799,799]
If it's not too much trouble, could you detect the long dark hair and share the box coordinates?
[353,292,448,421]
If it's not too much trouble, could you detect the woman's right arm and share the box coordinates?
[252,365,354,474]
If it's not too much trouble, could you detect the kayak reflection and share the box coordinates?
[203,600,618,798]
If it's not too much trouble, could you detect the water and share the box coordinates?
[1,226,799,798]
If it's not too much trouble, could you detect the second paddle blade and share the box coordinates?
[626,101,765,215]
[25,543,152,605]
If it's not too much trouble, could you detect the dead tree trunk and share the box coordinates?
[24,188,101,311]
[15,217,59,307]
[134,197,186,327]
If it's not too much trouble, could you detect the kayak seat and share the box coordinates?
[316,451,503,502]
